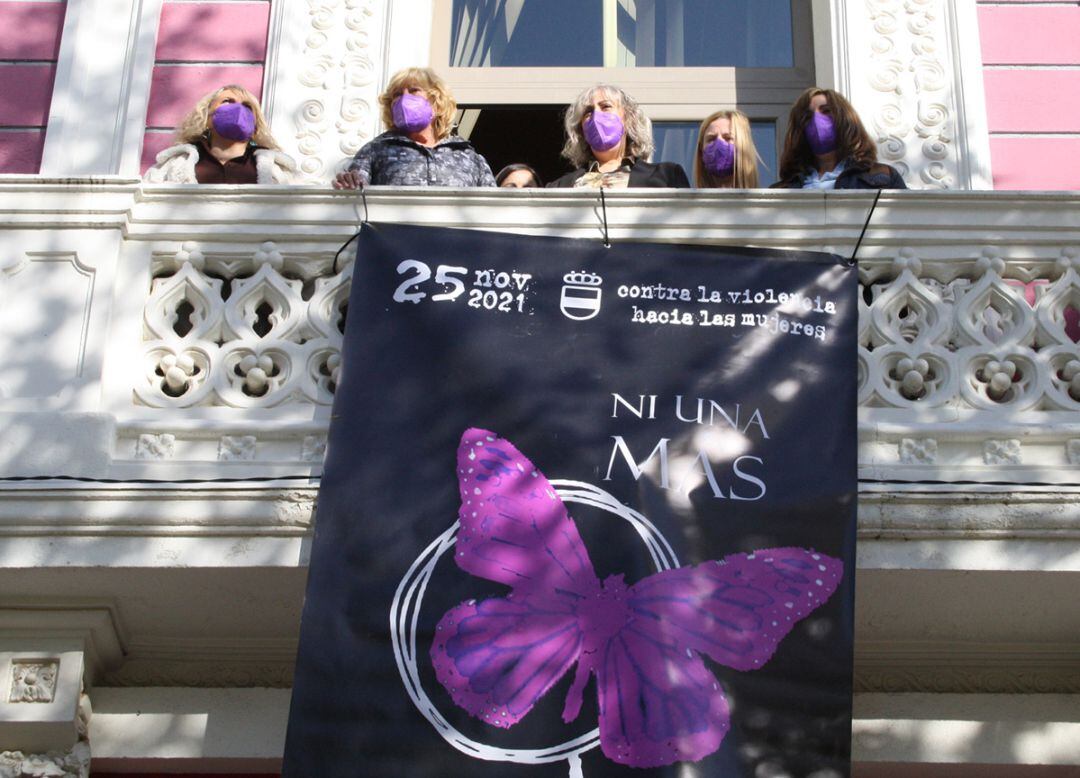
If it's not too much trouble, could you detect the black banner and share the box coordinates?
[285,223,857,778]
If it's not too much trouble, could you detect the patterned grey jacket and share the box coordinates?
[347,131,496,187]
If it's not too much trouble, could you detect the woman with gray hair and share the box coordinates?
[547,84,689,189]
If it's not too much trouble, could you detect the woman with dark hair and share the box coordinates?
[772,88,906,190]
[496,163,543,188]
[547,84,689,189]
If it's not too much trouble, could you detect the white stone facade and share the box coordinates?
[1,0,1078,774]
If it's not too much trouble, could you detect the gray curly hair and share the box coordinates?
[561,84,654,169]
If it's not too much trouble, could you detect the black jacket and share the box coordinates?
[548,159,690,189]
[771,162,907,190]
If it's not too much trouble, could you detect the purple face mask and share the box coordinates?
[392,92,434,133]
[211,102,256,141]
[584,110,625,152]
[702,138,736,178]
[805,111,837,155]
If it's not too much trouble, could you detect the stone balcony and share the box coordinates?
[0,178,1078,774]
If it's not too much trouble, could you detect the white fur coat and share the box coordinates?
[143,143,298,184]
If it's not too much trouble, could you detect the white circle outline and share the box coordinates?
[390,479,680,768]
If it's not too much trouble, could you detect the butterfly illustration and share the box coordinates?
[430,428,844,769]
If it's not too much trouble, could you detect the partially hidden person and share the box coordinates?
[144,84,297,184]
[772,87,907,190]
[333,67,495,189]
[496,163,543,188]
[547,84,689,189]
[694,109,762,188]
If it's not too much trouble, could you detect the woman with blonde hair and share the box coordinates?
[144,84,296,184]
[694,109,761,188]
[547,84,688,189]
[772,87,906,189]
[334,67,495,188]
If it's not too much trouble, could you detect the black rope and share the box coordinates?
[848,188,882,266]
[331,187,370,275]
[0,474,321,485]
[599,187,611,247]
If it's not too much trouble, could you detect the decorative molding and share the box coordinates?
[104,660,294,689]
[9,661,59,704]
[855,667,1080,695]
[855,642,1080,694]
[838,0,969,189]
[263,0,387,180]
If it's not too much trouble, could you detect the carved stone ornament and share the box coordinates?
[9,661,59,703]
[301,435,327,463]
[137,242,348,409]
[0,690,90,777]
[293,0,381,177]
[984,439,1021,466]
[861,0,959,188]
[219,435,257,462]
[899,438,937,465]
[134,433,175,460]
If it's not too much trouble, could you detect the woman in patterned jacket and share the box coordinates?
[333,68,496,189]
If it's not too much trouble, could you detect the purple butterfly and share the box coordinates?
[430,428,843,768]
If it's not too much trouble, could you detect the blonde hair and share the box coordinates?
[379,67,457,140]
[561,85,654,169]
[694,110,761,188]
[174,84,280,150]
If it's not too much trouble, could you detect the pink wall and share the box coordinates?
[0,1,66,173]
[978,2,1080,190]
[141,0,271,172]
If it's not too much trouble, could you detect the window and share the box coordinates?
[449,0,793,68]
[434,0,814,185]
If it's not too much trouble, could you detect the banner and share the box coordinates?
[284,223,857,778]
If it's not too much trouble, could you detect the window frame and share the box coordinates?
[430,0,816,169]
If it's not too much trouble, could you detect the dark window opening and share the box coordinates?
[458,105,570,185]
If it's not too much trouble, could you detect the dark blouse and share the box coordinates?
[194,142,259,184]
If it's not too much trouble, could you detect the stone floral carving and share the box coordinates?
[899,438,937,465]
[135,433,175,460]
[9,661,58,703]
[984,439,1021,466]
[219,436,257,462]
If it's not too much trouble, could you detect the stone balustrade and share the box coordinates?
[1,179,1078,771]
[4,179,1078,483]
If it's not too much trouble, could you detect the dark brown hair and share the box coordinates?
[778,88,878,183]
